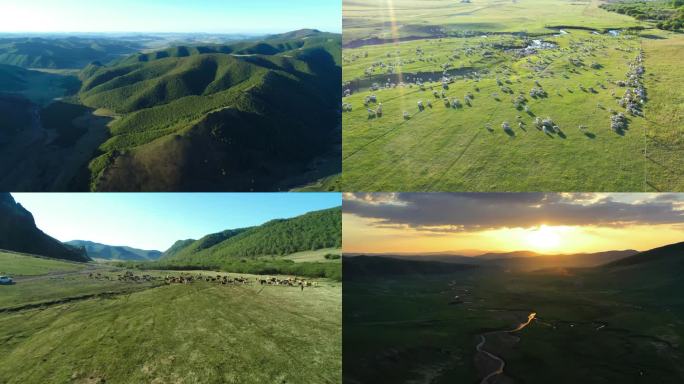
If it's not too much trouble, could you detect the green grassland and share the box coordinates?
[343,0,643,45]
[283,248,342,263]
[342,0,684,191]
[0,250,85,277]
[343,262,684,383]
[0,252,341,383]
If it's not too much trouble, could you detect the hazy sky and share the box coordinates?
[343,193,684,254]
[0,0,341,33]
[13,193,341,251]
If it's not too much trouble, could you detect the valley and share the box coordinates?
[0,251,341,384]
[0,30,341,191]
[0,193,343,383]
[343,244,684,384]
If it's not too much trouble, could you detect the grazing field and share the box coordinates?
[343,265,684,383]
[342,0,643,45]
[342,0,684,191]
[0,250,85,276]
[0,253,342,384]
[283,248,342,263]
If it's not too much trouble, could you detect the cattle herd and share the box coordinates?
[88,271,318,289]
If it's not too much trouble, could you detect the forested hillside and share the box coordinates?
[0,37,140,68]
[78,29,341,191]
[163,206,342,263]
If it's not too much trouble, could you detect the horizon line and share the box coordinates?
[0,28,340,35]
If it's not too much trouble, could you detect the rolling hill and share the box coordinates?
[0,193,89,262]
[0,37,140,69]
[78,29,341,191]
[603,241,684,268]
[161,206,342,266]
[343,255,477,279]
[66,240,162,261]
[352,249,639,272]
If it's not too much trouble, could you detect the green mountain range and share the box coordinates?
[0,193,89,262]
[78,29,341,191]
[0,37,140,69]
[161,206,342,266]
[65,240,162,261]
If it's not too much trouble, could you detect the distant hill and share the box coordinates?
[590,242,684,305]
[603,241,684,268]
[78,30,341,191]
[354,249,638,272]
[66,240,161,261]
[162,239,196,258]
[0,193,89,262]
[0,37,140,69]
[477,250,543,259]
[481,250,639,271]
[162,207,341,266]
[343,255,477,279]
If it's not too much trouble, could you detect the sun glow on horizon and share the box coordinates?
[524,225,562,252]
[343,213,684,255]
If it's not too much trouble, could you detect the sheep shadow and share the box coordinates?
[584,131,596,139]
[557,130,567,139]
[505,129,515,137]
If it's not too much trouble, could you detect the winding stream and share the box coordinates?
[476,312,536,384]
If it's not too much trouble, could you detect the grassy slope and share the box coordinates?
[343,31,651,191]
[0,250,85,276]
[643,32,684,191]
[283,248,342,263]
[0,252,341,384]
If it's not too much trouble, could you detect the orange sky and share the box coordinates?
[343,193,684,255]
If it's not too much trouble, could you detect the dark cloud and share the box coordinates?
[343,193,684,232]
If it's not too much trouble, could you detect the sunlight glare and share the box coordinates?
[525,225,562,251]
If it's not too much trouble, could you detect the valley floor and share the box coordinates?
[0,255,341,384]
[343,269,684,383]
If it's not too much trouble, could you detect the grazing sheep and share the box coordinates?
[417,100,425,111]
[403,111,410,120]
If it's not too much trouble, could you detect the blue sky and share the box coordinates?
[12,193,341,251]
[0,0,341,33]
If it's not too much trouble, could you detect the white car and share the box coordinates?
[0,276,13,285]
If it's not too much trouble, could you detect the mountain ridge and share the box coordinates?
[66,240,162,261]
[0,193,90,262]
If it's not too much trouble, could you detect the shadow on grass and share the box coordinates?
[584,132,596,139]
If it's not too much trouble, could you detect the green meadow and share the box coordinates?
[0,252,341,384]
[342,0,684,191]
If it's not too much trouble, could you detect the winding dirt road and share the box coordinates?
[476,312,536,384]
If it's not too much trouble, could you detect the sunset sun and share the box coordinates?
[525,225,562,251]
